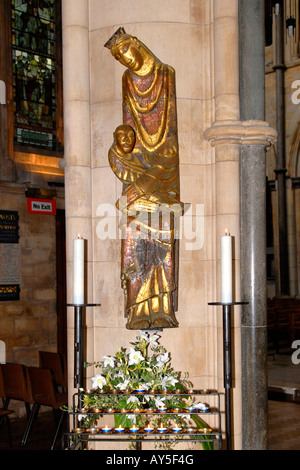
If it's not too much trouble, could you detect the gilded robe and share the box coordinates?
[120,60,182,329]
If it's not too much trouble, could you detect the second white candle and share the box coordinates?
[221,231,232,304]
[73,235,84,305]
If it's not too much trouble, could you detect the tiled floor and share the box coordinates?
[0,409,68,451]
[268,400,300,450]
[267,351,300,450]
[268,351,300,390]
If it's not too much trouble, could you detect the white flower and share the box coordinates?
[126,396,140,404]
[194,402,207,410]
[139,330,149,341]
[154,397,166,408]
[102,355,115,368]
[115,371,125,379]
[139,330,160,347]
[156,352,169,368]
[116,379,130,391]
[138,382,150,390]
[161,375,178,389]
[127,414,137,423]
[148,333,160,347]
[91,374,107,389]
[128,348,144,365]
[168,376,178,387]
[161,377,168,389]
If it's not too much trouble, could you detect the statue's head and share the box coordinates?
[114,124,136,155]
[104,27,156,73]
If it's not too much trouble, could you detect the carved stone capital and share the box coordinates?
[204,120,277,147]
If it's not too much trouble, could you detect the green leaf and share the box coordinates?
[190,415,214,450]
[114,414,134,429]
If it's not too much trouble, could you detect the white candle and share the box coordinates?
[221,230,232,303]
[73,235,84,304]
[115,425,125,433]
[129,425,139,433]
[101,424,112,433]
[172,423,182,432]
[144,424,154,432]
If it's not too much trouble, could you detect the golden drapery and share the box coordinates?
[105,28,186,329]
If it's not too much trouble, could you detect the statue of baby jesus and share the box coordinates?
[108,124,184,216]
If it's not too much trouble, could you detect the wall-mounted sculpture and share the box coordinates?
[105,27,188,330]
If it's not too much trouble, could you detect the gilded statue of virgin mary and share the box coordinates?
[105,28,187,330]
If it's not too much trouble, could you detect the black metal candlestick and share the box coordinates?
[208,301,247,451]
[67,304,97,389]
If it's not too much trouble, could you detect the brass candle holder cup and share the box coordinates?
[157,426,167,433]
[201,427,212,434]
[129,425,139,433]
[171,407,181,413]
[91,407,102,413]
[115,425,125,433]
[144,425,155,433]
[72,427,85,434]
[101,425,112,433]
[86,427,98,434]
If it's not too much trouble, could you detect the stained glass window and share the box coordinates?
[11,0,59,151]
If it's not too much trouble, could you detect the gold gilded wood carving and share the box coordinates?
[105,28,188,330]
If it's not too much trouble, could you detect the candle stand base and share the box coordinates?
[208,301,248,451]
[67,304,97,391]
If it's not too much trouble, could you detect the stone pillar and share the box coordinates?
[239,0,277,450]
[205,0,277,449]
[205,119,277,449]
[204,0,242,449]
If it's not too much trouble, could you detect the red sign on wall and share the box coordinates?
[27,198,56,215]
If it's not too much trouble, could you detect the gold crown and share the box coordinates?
[104,27,133,55]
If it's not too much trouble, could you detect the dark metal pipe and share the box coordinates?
[273,2,290,295]
[74,305,84,390]
[223,304,232,451]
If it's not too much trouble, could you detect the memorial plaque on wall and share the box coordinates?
[0,210,19,243]
[0,211,20,300]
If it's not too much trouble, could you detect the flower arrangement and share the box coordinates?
[88,330,188,395]
[80,331,213,450]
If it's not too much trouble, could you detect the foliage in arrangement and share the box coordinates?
[88,330,188,393]
[78,331,214,450]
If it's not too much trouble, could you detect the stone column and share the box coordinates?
[205,0,277,449]
[204,0,242,449]
[239,0,277,449]
[205,119,277,449]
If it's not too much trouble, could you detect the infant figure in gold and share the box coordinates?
[105,28,188,330]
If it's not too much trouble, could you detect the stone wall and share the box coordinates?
[0,183,58,370]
